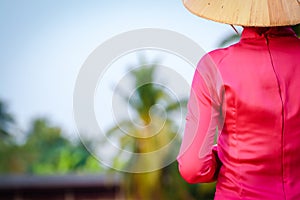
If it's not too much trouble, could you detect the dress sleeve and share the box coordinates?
[177,53,223,183]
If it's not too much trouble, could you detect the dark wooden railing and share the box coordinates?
[0,174,122,200]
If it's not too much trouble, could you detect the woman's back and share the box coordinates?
[212,27,300,199]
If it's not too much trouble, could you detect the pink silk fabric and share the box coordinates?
[177,27,300,199]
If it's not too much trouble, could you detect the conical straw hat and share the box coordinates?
[183,0,300,27]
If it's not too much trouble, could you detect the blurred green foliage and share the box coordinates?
[0,101,14,141]
[0,107,103,175]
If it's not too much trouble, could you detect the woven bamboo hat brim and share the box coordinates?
[183,0,300,27]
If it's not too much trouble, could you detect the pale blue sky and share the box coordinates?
[0,0,237,137]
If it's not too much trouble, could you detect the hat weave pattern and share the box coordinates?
[183,0,300,26]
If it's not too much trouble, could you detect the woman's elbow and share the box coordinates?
[177,158,216,184]
[178,161,200,184]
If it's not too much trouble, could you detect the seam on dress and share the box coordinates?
[265,34,286,200]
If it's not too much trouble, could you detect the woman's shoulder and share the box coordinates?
[208,42,241,58]
[201,42,244,67]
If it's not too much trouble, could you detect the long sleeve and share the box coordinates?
[177,53,223,183]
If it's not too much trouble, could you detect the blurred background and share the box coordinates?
[1,0,299,199]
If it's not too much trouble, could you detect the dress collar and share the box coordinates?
[241,26,297,40]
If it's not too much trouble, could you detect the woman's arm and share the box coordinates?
[177,54,222,183]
